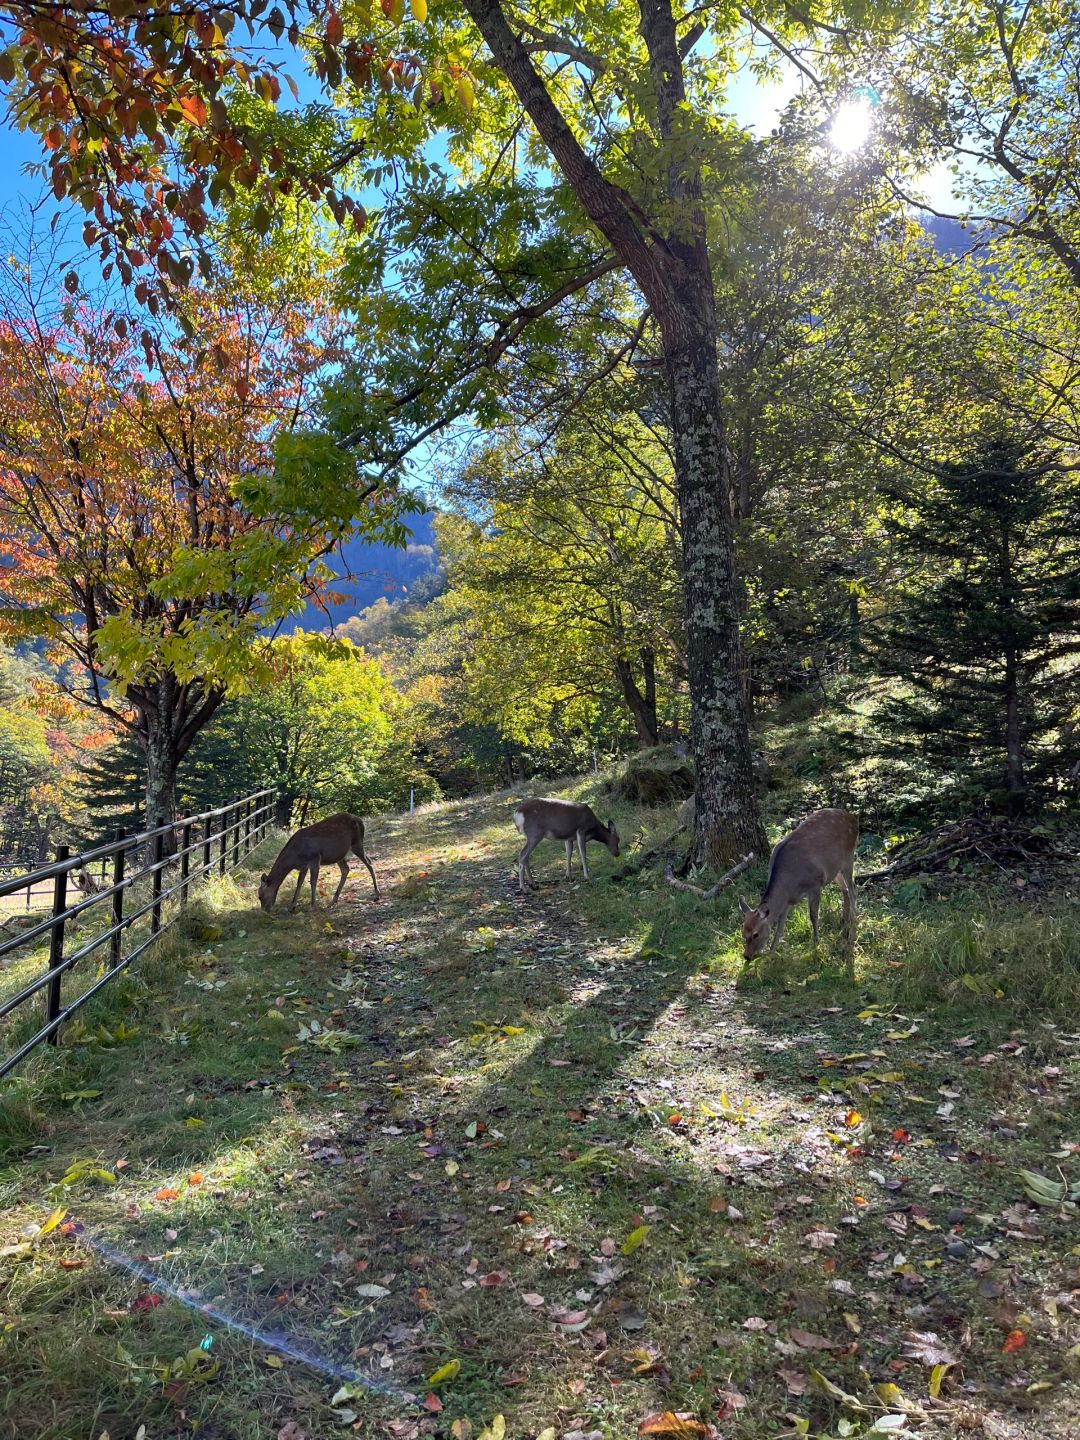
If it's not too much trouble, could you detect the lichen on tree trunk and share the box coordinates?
[666,328,767,866]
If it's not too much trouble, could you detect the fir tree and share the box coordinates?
[878,441,1080,815]
[74,732,146,847]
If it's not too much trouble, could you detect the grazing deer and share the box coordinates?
[513,797,620,892]
[258,813,380,912]
[740,808,858,974]
[72,865,105,897]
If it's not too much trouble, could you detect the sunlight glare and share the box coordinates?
[829,97,873,154]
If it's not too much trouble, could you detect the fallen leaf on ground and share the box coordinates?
[789,1328,842,1352]
[638,1413,717,1438]
[427,1358,461,1385]
[1002,1330,1027,1353]
[903,1331,957,1367]
[778,1366,808,1395]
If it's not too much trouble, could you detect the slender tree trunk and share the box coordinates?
[1003,646,1025,815]
[999,518,1025,816]
[274,793,295,827]
[614,651,660,748]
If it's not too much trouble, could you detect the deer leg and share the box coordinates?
[807,889,821,946]
[576,831,590,881]
[836,868,857,979]
[517,838,539,892]
[288,868,307,912]
[768,910,787,952]
[354,844,380,898]
[564,839,574,880]
[331,858,350,906]
[309,861,320,908]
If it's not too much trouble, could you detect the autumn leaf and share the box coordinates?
[427,1359,461,1386]
[38,1206,67,1238]
[638,1413,717,1438]
[621,1224,650,1255]
[154,1188,179,1202]
[178,95,208,127]
[326,8,344,44]
[1002,1330,1027,1353]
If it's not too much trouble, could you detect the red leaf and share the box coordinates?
[422,1393,442,1413]
[1002,1329,1027,1353]
[326,9,344,44]
[132,1293,163,1312]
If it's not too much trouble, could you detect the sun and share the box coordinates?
[829,96,874,154]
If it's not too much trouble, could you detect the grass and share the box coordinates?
[1,777,1078,1440]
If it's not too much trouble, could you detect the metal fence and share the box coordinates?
[0,789,275,1081]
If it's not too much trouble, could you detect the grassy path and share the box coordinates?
[1,781,1078,1440]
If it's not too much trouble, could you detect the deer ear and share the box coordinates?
[739,896,752,914]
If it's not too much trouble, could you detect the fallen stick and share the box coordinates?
[664,851,755,899]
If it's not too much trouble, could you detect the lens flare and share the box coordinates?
[829,97,873,154]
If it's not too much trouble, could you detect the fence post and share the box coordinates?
[244,798,252,855]
[218,808,228,876]
[151,829,164,935]
[202,814,212,878]
[180,819,192,908]
[110,830,125,969]
[45,843,70,1044]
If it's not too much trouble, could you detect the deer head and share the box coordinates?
[739,895,771,960]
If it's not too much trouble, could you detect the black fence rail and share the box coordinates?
[0,789,275,1081]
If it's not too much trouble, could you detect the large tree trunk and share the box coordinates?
[144,720,179,855]
[460,0,765,865]
[666,322,767,864]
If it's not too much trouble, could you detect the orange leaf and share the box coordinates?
[844,1110,862,1127]
[667,1113,683,1126]
[422,1393,442,1413]
[638,1414,715,1439]
[326,9,344,44]
[154,1188,179,1202]
[58,1257,86,1269]
[1002,1330,1027,1353]
[189,1173,204,1185]
[178,95,207,127]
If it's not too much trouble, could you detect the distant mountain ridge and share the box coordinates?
[286,506,441,633]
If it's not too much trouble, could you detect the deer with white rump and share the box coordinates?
[513,797,620,893]
[740,808,858,977]
[258,813,380,912]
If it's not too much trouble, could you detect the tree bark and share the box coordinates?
[614,650,660,748]
[460,0,766,864]
[144,719,179,855]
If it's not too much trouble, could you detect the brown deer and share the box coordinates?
[740,808,858,975]
[258,813,380,912]
[513,797,620,892]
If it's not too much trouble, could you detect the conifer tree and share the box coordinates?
[878,442,1080,815]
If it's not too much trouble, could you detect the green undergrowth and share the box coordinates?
[1,781,1078,1440]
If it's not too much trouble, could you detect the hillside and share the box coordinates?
[286,506,442,633]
